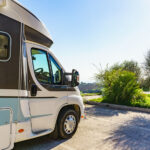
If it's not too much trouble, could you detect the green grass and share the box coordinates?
[81,93,101,97]
[90,97,103,102]
[89,94,150,109]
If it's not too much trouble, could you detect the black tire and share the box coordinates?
[58,109,79,139]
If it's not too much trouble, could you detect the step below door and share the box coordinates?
[0,108,13,150]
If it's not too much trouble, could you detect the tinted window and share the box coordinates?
[0,32,10,60]
[31,48,51,84]
[48,54,62,84]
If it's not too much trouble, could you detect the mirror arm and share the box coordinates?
[63,70,79,87]
[62,72,72,86]
[64,72,72,76]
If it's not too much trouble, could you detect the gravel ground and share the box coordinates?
[14,105,150,150]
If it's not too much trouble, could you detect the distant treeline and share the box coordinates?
[78,82,101,93]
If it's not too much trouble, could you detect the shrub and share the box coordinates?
[96,69,145,105]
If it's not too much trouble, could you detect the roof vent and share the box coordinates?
[0,0,6,7]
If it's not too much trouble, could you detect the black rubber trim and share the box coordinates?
[42,84,76,91]
[29,97,58,98]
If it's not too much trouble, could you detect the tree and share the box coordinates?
[140,77,150,91]
[144,50,150,74]
[141,50,150,90]
[122,60,141,79]
[110,60,141,79]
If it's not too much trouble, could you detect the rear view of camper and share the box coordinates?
[0,0,84,149]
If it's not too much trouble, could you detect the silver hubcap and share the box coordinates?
[64,115,76,134]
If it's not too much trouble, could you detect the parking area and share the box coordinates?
[14,105,150,150]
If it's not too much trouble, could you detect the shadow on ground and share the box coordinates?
[85,105,127,117]
[104,116,150,150]
[14,135,68,150]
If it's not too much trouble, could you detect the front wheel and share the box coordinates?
[58,109,79,139]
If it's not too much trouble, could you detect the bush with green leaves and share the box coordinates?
[96,69,145,105]
[110,60,141,79]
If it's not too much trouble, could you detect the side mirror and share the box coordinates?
[31,84,37,96]
[71,69,79,87]
[63,69,80,87]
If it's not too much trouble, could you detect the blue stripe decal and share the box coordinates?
[0,98,27,125]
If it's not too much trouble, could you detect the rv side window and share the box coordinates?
[31,48,51,84]
[48,54,62,85]
[0,32,11,61]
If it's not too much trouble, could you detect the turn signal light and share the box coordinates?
[81,115,84,119]
[18,129,24,133]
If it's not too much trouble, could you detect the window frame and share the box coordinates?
[31,48,51,85]
[0,31,12,62]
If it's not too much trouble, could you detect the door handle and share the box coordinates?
[31,84,37,96]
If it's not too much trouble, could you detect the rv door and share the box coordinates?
[26,42,67,133]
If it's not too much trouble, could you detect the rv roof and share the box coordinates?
[12,0,40,21]
[0,0,52,44]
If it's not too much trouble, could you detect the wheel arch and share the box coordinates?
[57,104,81,124]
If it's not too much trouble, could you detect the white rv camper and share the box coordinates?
[0,0,85,149]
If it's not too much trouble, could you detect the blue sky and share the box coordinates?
[18,0,150,82]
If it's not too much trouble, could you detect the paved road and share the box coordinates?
[83,95,101,100]
[14,105,150,150]
[144,91,150,94]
